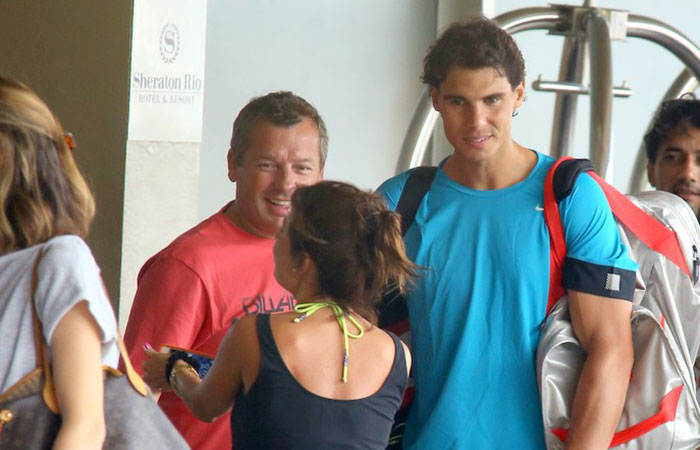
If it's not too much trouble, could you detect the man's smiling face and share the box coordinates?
[228,117,323,238]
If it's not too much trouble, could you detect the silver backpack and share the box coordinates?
[538,158,700,449]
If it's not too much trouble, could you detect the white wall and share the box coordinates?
[198,0,437,218]
[493,1,700,192]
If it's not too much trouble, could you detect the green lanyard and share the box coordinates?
[294,300,364,383]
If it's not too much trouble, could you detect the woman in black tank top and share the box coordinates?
[151,181,417,449]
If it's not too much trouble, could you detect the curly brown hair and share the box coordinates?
[0,76,95,253]
[422,17,525,90]
[645,95,700,163]
[287,181,418,323]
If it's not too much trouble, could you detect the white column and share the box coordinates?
[120,0,208,329]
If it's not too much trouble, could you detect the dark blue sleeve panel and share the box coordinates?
[562,256,636,301]
[559,172,638,302]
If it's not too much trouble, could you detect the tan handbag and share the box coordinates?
[0,249,190,449]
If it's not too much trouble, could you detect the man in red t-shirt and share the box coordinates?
[122,91,327,450]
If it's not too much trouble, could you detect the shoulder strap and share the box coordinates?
[544,156,691,316]
[31,248,149,414]
[395,166,437,236]
[30,249,60,414]
[543,158,571,315]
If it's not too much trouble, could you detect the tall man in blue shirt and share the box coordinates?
[378,18,637,449]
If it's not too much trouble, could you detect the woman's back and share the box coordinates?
[230,311,408,450]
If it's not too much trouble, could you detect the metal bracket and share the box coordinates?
[548,3,628,41]
[532,76,632,97]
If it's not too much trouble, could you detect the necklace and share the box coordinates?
[294,300,364,383]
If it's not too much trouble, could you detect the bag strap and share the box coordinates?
[29,249,60,414]
[29,249,148,414]
[543,158,570,315]
[544,156,691,316]
[396,166,438,235]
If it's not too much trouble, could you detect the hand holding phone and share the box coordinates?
[161,344,215,379]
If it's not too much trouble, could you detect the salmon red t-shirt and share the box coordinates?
[123,205,294,450]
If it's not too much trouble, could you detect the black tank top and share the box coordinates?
[230,314,407,450]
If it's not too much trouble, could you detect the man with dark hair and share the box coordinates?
[645,97,700,220]
[378,18,637,449]
[123,91,326,450]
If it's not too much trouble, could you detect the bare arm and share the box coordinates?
[159,316,256,422]
[50,301,106,450]
[565,289,633,450]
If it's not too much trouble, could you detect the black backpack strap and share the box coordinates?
[395,166,438,236]
[552,158,595,202]
[378,166,436,330]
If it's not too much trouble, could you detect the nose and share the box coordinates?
[465,104,487,129]
[682,157,700,182]
[274,165,296,193]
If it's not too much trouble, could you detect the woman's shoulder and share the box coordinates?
[41,235,98,270]
[43,234,92,256]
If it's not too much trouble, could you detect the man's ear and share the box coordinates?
[647,161,656,187]
[227,148,237,182]
[429,87,440,112]
[514,79,525,108]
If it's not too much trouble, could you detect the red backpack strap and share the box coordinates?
[587,171,690,277]
[543,157,572,315]
[544,157,691,317]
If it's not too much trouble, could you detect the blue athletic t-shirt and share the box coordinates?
[377,152,637,449]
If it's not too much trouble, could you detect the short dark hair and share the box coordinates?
[229,91,328,166]
[645,95,700,163]
[287,181,417,323]
[422,17,525,90]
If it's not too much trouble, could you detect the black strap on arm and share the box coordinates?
[552,158,594,202]
[378,166,437,329]
[395,166,438,236]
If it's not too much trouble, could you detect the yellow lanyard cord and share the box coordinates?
[294,300,364,383]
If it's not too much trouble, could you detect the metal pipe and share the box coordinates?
[493,7,560,34]
[627,15,700,81]
[549,36,587,158]
[628,69,699,193]
[395,91,439,172]
[394,7,562,173]
[534,79,632,97]
[586,11,614,179]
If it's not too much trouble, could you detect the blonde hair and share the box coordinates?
[0,76,95,253]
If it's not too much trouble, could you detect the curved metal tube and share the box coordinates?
[493,7,561,34]
[627,15,700,81]
[550,37,587,158]
[628,69,699,193]
[396,91,439,171]
[586,11,614,179]
[395,7,561,173]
